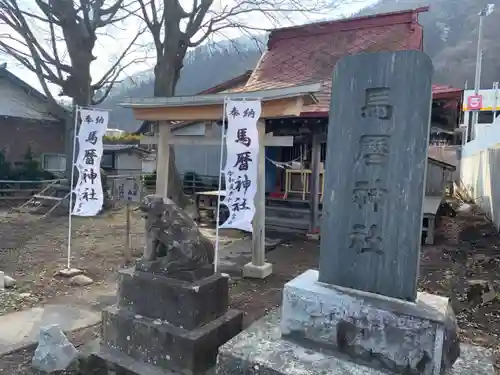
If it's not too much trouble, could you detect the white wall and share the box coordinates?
[0,76,57,121]
[461,149,500,229]
[142,158,156,173]
[462,116,500,158]
[106,128,125,137]
[115,151,143,175]
[461,121,500,230]
[173,124,224,177]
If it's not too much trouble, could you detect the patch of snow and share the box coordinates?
[436,22,451,42]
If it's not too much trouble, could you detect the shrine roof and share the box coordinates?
[237,7,429,116]
[135,70,253,134]
[123,83,319,109]
[103,144,150,154]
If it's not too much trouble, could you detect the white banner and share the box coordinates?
[72,108,108,216]
[219,99,261,232]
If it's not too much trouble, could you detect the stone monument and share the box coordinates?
[91,195,243,374]
[216,51,495,374]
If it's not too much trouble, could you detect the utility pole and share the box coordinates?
[472,5,495,136]
[494,81,499,120]
[471,9,486,132]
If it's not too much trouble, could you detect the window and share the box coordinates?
[101,152,114,169]
[42,153,66,172]
[478,111,494,124]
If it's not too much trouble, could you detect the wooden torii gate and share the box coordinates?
[121,83,320,279]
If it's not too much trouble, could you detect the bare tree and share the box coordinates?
[134,0,338,206]
[0,0,146,177]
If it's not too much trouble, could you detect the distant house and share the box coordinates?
[0,64,67,173]
[106,128,126,137]
[101,144,151,175]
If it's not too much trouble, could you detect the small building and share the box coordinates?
[0,64,67,173]
[106,128,126,137]
[101,144,151,175]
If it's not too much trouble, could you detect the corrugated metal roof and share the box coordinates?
[431,84,463,100]
[135,71,254,134]
[121,83,321,108]
[103,144,149,153]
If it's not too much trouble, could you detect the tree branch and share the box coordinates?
[0,0,146,106]
[91,57,147,105]
[195,0,327,46]
[5,1,74,73]
[134,0,164,55]
[185,0,213,38]
[92,26,147,91]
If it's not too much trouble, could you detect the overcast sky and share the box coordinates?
[0,0,377,98]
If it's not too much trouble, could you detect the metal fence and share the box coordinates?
[0,179,65,201]
[106,172,221,202]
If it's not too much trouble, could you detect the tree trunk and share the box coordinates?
[61,28,94,181]
[64,87,92,186]
[153,46,189,208]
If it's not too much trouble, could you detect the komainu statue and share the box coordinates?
[136,195,215,280]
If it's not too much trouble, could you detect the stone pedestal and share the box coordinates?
[92,268,243,375]
[216,270,495,375]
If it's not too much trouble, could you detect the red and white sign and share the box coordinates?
[467,95,483,110]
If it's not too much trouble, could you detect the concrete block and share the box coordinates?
[217,310,494,375]
[90,345,215,375]
[117,268,229,330]
[242,262,272,279]
[101,305,242,375]
[280,270,459,375]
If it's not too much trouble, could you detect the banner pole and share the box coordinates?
[214,97,228,273]
[66,105,79,270]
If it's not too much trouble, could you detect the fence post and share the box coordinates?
[125,203,132,263]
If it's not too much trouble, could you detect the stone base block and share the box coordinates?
[242,262,272,279]
[57,268,83,277]
[135,261,214,282]
[217,310,495,375]
[306,232,320,240]
[88,345,215,375]
[101,305,242,375]
[117,268,229,329]
[281,270,460,375]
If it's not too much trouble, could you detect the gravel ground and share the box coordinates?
[2,206,500,373]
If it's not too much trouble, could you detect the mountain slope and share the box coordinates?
[103,37,263,131]
[360,0,500,87]
[107,0,499,131]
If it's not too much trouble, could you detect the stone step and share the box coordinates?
[216,310,495,375]
[266,197,320,210]
[101,306,242,375]
[265,216,311,232]
[266,205,310,215]
[90,345,184,375]
[0,304,100,357]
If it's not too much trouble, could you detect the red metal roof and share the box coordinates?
[241,7,430,116]
[136,70,253,134]
[431,84,463,100]
[171,70,253,130]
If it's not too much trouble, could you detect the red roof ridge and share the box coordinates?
[268,6,429,49]
[198,70,253,94]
